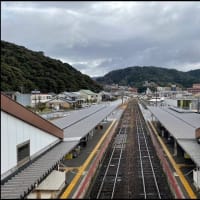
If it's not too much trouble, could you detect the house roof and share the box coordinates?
[62,92,80,98]
[79,89,97,95]
[46,96,77,104]
[1,93,63,139]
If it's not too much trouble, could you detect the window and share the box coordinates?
[17,140,30,165]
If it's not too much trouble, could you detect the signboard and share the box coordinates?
[31,90,40,94]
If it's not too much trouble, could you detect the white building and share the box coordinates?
[31,92,53,107]
[79,89,99,103]
[14,92,53,107]
[1,93,63,180]
[164,97,199,111]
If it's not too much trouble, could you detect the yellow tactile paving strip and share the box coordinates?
[149,122,197,199]
[60,120,117,199]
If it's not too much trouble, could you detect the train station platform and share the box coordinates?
[59,106,125,199]
[139,103,200,199]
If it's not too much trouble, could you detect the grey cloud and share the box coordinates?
[1,1,200,77]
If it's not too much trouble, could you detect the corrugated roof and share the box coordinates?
[177,139,200,167]
[1,141,77,199]
[165,107,200,129]
[147,105,200,167]
[147,106,196,139]
[52,104,106,129]
[63,104,118,141]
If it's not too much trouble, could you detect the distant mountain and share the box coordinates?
[1,40,102,93]
[92,76,102,81]
[96,66,200,92]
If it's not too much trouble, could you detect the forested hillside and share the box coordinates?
[1,40,102,93]
[97,66,200,91]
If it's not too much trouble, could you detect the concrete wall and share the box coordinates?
[1,111,58,177]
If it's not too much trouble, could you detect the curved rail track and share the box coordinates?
[88,99,172,199]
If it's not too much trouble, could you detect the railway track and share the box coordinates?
[88,99,172,199]
[96,125,128,199]
[135,110,161,199]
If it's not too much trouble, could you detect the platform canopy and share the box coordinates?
[178,139,200,167]
[63,104,120,141]
[147,106,196,139]
[147,106,200,167]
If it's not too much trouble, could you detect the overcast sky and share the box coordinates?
[1,1,200,77]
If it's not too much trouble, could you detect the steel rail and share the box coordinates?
[96,120,128,199]
[111,127,127,199]
[136,113,147,198]
[137,110,161,199]
[96,127,123,199]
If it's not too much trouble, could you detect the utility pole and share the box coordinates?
[34,89,37,113]
[32,89,40,113]
[155,87,157,107]
[198,96,200,114]
[121,90,124,105]
[20,85,24,105]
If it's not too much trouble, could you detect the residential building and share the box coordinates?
[187,83,200,95]
[101,91,113,101]
[2,91,54,107]
[31,92,53,107]
[45,96,76,110]
[128,87,138,94]
[79,89,98,103]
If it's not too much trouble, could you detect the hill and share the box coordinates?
[96,66,200,92]
[1,40,102,93]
